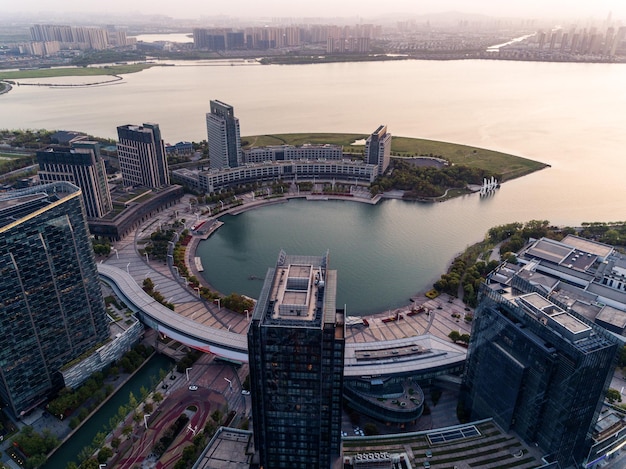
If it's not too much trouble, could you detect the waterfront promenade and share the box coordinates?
[101,190,472,350]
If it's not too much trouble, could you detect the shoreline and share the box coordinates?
[186,191,435,315]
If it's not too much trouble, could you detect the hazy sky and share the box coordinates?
[4,0,625,21]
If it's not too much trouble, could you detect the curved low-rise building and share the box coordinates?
[99,263,467,425]
[343,336,466,423]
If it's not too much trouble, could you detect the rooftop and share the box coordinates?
[271,262,320,321]
[562,234,614,259]
[344,335,466,377]
[256,250,337,327]
[0,182,79,230]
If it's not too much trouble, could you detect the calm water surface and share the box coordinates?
[198,197,499,315]
[2,59,625,311]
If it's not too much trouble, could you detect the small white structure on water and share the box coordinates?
[480,176,499,195]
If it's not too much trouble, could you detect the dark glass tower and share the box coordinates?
[206,99,241,170]
[248,251,345,469]
[365,124,391,176]
[0,182,109,417]
[463,286,618,467]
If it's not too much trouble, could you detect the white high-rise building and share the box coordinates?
[37,141,113,219]
[116,123,170,189]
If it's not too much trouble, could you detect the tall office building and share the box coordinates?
[116,123,170,188]
[37,141,113,219]
[462,286,618,467]
[206,100,242,170]
[365,125,392,176]
[0,182,109,417]
[248,250,345,469]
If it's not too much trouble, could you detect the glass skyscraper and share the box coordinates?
[463,285,618,467]
[365,124,391,176]
[248,251,345,469]
[206,99,242,170]
[0,182,109,417]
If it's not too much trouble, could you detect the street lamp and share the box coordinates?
[224,377,233,390]
[113,248,118,259]
[194,287,200,298]
[173,265,179,277]
[126,262,131,274]
[143,414,151,429]
[186,367,192,382]
[214,298,221,311]
[244,309,249,321]
[145,252,149,263]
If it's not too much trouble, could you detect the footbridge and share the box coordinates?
[98,264,466,376]
[98,264,249,363]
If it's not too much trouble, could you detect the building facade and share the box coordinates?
[248,251,345,468]
[206,100,241,170]
[365,125,392,176]
[0,182,110,416]
[243,144,343,164]
[116,123,170,189]
[37,141,113,219]
[463,286,618,467]
[173,159,377,194]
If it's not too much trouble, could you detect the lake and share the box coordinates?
[2,58,625,311]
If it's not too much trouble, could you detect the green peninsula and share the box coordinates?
[243,133,549,199]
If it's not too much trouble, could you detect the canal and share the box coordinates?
[43,353,174,469]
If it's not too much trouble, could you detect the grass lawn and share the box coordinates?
[243,133,548,182]
[391,136,548,181]
[0,63,155,80]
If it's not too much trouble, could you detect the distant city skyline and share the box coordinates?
[3,0,625,22]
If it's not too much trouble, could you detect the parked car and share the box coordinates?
[188,385,198,391]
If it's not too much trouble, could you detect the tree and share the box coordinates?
[448,330,461,342]
[98,446,113,463]
[607,388,622,404]
[80,459,100,469]
[122,425,133,439]
[111,437,121,450]
[211,410,222,424]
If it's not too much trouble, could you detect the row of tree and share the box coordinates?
[47,344,153,421]
[371,159,498,198]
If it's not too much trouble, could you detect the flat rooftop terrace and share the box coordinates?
[271,262,324,321]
